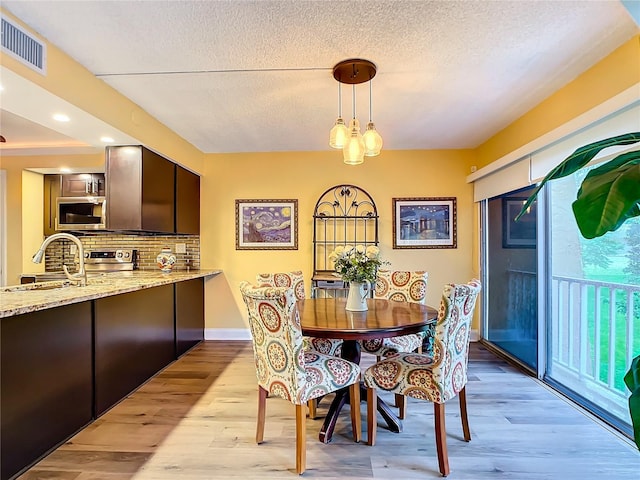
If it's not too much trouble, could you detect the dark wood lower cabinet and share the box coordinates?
[94,284,175,416]
[1,279,205,479]
[175,278,204,357]
[1,302,93,480]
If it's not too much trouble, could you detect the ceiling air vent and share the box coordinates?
[1,16,46,75]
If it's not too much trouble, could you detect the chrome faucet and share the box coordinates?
[32,233,87,287]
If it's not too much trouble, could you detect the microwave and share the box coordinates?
[56,196,107,230]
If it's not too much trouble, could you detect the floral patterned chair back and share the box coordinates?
[255,271,306,301]
[239,281,307,403]
[255,271,342,357]
[426,279,481,402]
[374,269,428,304]
[363,270,429,356]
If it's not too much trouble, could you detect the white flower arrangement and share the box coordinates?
[328,244,384,283]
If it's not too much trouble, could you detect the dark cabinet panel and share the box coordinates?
[1,302,93,480]
[61,173,105,197]
[94,284,175,416]
[141,148,175,233]
[175,277,204,356]
[43,174,61,236]
[106,145,176,233]
[176,165,200,234]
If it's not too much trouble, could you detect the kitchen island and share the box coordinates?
[1,269,220,480]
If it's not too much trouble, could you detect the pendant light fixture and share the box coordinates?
[343,84,365,165]
[330,59,382,165]
[363,79,383,156]
[329,83,348,149]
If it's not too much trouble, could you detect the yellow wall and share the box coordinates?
[201,149,477,330]
[21,170,45,273]
[0,154,105,284]
[476,35,640,167]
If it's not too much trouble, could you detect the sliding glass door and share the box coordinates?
[482,173,637,435]
[484,186,538,371]
[546,169,639,431]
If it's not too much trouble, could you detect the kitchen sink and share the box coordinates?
[1,280,74,292]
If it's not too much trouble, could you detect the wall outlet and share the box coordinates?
[70,244,77,255]
[175,243,186,254]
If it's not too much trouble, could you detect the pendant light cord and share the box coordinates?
[368,79,373,122]
[338,83,342,117]
[352,84,357,120]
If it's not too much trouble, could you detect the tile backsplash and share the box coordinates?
[44,233,200,272]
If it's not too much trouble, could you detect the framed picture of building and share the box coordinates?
[502,197,536,248]
[393,197,457,249]
[235,199,298,250]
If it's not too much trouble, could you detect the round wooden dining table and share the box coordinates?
[298,297,438,443]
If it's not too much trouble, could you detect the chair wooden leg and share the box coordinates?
[434,402,450,477]
[308,398,317,419]
[295,403,306,475]
[417,345,423,354]
[366,387,377,446]
[349,382,362,442]
[395,394,406,419]
[256,385,267,444]
[459,386,471,442]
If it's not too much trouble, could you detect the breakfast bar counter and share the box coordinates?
[0,269,221,318]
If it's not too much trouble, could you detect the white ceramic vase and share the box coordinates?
[345,280,370,311]
[156,247,176,273]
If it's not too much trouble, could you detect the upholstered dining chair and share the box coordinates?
[363,279,481,477]
[239,282,362,475]
[360,270,430,418]
[362,270,430,358]
[256,270,344,419]
[256,271,343,357]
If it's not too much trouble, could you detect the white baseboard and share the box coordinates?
[205,328,251,340]
[205,328,480,342]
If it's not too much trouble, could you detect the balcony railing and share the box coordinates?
[550,274,639,423]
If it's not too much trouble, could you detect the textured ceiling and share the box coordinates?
[1,0,638,155]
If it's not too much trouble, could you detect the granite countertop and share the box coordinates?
[1,269,221,318]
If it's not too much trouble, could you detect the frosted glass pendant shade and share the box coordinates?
[329,117,348,149]
[343,119,365,165]
[363,122,383,156]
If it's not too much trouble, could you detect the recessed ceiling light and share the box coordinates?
[53,113,70,122]
[100,136,115,143]
[60,167,72,173]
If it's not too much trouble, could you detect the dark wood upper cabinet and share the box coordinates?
[175,165,200,234]
[106,145,176,233]
[61,173,105,197]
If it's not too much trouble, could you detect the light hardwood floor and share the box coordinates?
[18,342,639,479]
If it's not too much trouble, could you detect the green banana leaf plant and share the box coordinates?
[517,132,640,450]
[625,355,640,450]
[516,132,640,238]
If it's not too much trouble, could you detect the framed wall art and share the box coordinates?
[393,197,457,249]
[502,197,536,248]
[235,199,298,250]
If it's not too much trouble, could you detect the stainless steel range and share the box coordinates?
[20,248,137,284]
[84,249,137,272]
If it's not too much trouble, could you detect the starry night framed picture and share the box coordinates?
[235,199,298,250]
[393,197,457,249]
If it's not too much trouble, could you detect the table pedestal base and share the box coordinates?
[318,340,403,443]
